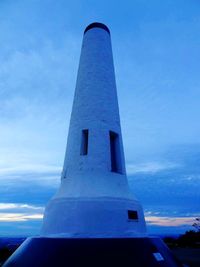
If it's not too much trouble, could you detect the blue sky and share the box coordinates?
[0,0,199,236]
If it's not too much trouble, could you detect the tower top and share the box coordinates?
[84,22,110,35]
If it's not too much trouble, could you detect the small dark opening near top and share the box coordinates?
[80,129,89,155]
[128,210,138,220]
[109,131,122,173]
[84,22,110,35]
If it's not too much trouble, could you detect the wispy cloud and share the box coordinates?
[0,163,61,188]
[0,213,43,222]
[0,203,44,222]
[127,161,180,174]
[0,203,44,211]
[0,164,61,176]
[145,215,195,227]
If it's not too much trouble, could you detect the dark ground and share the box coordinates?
[171,248,200,267]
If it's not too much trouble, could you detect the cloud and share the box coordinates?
[0,169,58,205]
[0,202,44,222]
[0,213,43,222]
[0,164,61,176]
[0,203,44,211]
[145,215,195,227]
[127,161,180,174]
[0,163,61,189]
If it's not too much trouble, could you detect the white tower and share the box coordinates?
[41,22,146,237]
[4,23,183,267]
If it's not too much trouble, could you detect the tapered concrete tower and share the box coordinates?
[4,23,183,267]
[41,22,146,237]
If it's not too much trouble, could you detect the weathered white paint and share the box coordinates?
[41,23,147,237]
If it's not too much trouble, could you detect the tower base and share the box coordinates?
[41,197,146,237]
[3,237,183,267]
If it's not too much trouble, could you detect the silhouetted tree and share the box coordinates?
[177,230,200,248]
[192,217,200,232]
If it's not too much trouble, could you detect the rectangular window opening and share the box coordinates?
[128,210,138,220]
[109,131,122,173]
[80,129,89,155]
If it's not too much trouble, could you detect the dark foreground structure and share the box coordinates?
[3,23,184,266]
[3,237,183,267]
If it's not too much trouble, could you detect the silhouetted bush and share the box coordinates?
[177,230,200,248]
[164,230,200,249]
[192,217,200,232]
